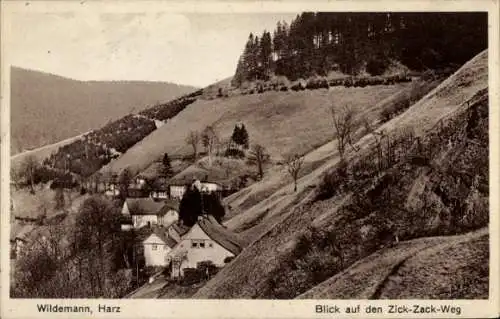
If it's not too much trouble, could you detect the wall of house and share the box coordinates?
[143,234,171,267]
[151,191,168,199]
[169,186,186,199]
[169,224,234,278]
[122,203,130,215]
[159,210,178,227]
[133,215,158,229]
[201,183,220,193]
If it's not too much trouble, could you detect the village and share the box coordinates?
[11,166,245,290]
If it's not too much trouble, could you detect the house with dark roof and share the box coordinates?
[141,226,178,267]
[167,215,243,279]
[121,198,177,229]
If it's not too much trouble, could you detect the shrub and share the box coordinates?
[366,57,389,76]
[316,160,349,200]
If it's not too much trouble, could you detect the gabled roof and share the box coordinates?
[125,198,165,216]
[171,222,190,237]
[157,200,180,216]
[197,215,243,255]
[141,226,177,248]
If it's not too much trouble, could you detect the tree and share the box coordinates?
[186,131,200,161]
[240,124,249,149]
[74,196,122,296]
[54,187,65,210]
[201,126,219,166]
[179,186,225,227]
[231,123,249,149]
[330,104,360,159]
[118,168,132,200]
[247,144,270,180]
[285,154,305,192]
[161,153,173,177]
[20,155,39,194]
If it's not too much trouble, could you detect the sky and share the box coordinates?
[6,9,297,87]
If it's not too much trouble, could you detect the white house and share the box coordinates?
[200,181,222,193]
[121,198,167,229]
[142,227,178,267]
[169,184,187,200]
[167,215,243,279]
[157,202,180,227]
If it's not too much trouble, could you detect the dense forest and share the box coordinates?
[232,12,487,85]
[43,89,203,178]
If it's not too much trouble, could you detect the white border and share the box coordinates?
[1,1,499,318]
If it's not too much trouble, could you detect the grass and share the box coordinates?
[297,228,488,299]
[101,84,408,175]
[378,232,489,299]
[192,50,488,299]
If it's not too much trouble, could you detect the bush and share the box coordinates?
[316,160,349,200]
[366,57,389,76]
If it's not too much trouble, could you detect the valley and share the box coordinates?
[8,12,489,301]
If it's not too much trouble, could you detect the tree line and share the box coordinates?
[232,12,487,85]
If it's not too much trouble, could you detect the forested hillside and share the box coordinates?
[11,67,197,154]
[232,12,487,85]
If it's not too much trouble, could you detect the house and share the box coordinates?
[150,180,169,200]
[157,200,180,227]
[200,181,222,193]
[121,198,178,229]
[120,215,133,231]
[167,215,243,279]
[169,184,187,200]
[141,226,178,267]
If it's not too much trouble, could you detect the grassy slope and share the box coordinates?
[11,67,197,155]
[101,84,408,175]
[297,227,488,299]
[223,80,440,242]
[11,133,86,169]
[192,50,488,299]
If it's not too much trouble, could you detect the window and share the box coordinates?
[199,241,205,248]
[191,241,198,248]
[209,243,213,248]
[152,244,158,251]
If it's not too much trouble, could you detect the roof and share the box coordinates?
[157,199,180,216]
[125,198,165,215]
[141,226,177,248]
[171,222,190,236]
[197,215,243,255]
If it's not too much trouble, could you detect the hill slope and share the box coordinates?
[10,67,197,154]
[101,83,410,175]
[298,228,488,299]
[192,50,488,299]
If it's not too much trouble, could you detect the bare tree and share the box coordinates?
[330,104,360,159]
[186,130,200,161]
[285,154,305,192]
[247,144,270,180]
[20,155,39,194]
[201,125,219,166]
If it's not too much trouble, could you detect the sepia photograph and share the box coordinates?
[1,0,498,318]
